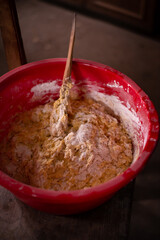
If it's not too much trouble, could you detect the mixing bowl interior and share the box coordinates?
[0,59,159,214]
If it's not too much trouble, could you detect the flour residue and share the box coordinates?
[106,80,123,89]
[30,80,61,102]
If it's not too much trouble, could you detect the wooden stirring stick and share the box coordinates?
[62,13,76,84]
[50,14,76,137]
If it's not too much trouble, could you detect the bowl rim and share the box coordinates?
[0,58,159,203]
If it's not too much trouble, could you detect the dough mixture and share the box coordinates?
[0,82,133,190]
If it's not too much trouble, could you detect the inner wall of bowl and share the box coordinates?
[0,61,150,165]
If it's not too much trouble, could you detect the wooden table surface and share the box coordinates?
[0,181,134,240]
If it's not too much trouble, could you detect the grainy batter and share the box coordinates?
[0,88,133,190]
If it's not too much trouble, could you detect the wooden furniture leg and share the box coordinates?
[0,0,26,70]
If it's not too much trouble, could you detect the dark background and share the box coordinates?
[0,0,160,239]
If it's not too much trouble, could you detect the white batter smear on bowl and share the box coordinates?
[0,80,134,191]
[30,80,61,102]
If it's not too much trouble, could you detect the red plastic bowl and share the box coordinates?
[0,59,159,214]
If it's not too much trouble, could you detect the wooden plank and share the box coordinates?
[57,0,157,33]
[91,0,146,20]
[0,0,26,70]
[85,0,157,33]
[0,181,134,240]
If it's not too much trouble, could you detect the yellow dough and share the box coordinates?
[0,87,133,190]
